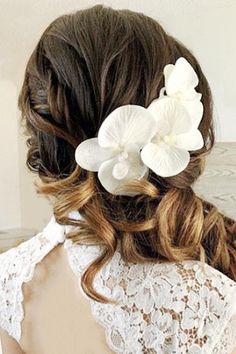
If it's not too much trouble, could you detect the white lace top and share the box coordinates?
[0,211,236,354]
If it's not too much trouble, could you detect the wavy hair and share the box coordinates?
[18,4,236,304]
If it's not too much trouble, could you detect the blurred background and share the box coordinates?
[0,0,236,250]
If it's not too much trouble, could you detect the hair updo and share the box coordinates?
[18,4,236,303]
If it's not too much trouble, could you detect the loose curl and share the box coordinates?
[18,4,236,304]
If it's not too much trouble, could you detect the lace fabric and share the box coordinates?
[0,214,236,354]
[64,238,236,354]
[0,216,66,342]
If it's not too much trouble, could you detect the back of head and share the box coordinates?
[18,4,236,303]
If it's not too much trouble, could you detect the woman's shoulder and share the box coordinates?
[173,260,236,316]
[96,254,236,353]
[174,260,236,352]
[0,216,66,343]
[150,259,236,315]
[174,259,236,289]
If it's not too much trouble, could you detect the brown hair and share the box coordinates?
[18,4,236,304]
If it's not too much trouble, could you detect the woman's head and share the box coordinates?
[19,4,213,181]
[18,4,236,303]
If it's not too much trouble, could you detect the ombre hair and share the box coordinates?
[18,4,236,304]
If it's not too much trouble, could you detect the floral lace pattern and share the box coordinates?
[0,214,235,354]
[64,238,236,354]
[0,216,66,342]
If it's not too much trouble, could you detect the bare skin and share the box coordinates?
[20,244,112,354]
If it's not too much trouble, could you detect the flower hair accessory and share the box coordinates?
[75,57,204,196]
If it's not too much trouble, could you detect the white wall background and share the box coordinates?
[0,0,235,231]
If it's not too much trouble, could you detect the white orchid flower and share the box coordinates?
[75,105,156,195]
[159,57,204,129]
[75,56,205,194]
[140,97,204,177]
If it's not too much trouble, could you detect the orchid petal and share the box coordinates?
[147,97,193,137]
[98,153,148,195]
[182,100,204,129]
[112,161,129,179]
[178,89,201,101]
[120,143,147,179]
[141,142,190,177]
[159,87,166,98]
[98,105,155,148]
[163,64,174,83]
[165,57,199,97]
[98,157,123,193]
[125,143,141,154]
[174,129,204,151]
[125,150,148,180]
[75,138,115,171]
